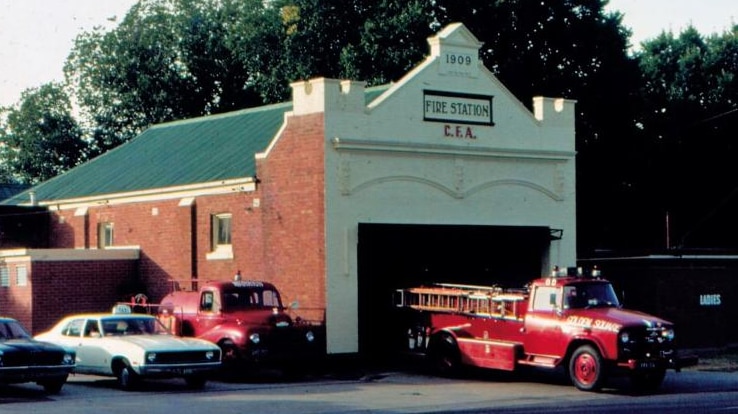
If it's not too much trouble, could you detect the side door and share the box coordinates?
[194,289,225,337]
[77,319,112,375]
[522,286,569,358]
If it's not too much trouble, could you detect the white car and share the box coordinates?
[35,313,221,390]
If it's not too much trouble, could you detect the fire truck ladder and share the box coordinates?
[395,283,526,320]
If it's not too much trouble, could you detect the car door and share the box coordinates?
[56,318,108,374]
[78,319,112,375]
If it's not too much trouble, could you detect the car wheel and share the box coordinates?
[39,375,67,394]
[118,364,140,390]
[569,345,605,391]
[184,375,207,389]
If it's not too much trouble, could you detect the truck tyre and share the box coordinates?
[428,332,462,377]
[569,345,605,391]
[630,368,666,393]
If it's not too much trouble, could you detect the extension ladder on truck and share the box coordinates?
[395,283,527,320]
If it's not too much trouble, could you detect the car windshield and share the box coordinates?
[564,282,620,309]
[222,287,283,310]
[100,317,171,336]
[0,320,32,340]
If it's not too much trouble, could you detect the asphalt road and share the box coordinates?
[1,367,737,413]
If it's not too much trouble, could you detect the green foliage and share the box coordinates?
[630,25,738,248]
[0,83,86,184]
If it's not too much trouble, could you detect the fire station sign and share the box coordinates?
[423,90,494,126]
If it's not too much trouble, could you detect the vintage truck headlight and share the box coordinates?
[620,331,630,344]
[305,330,315,342]
[662,329,675,342]
[63,353,75,365]
[249,333,261,344]
[146,352,157,363]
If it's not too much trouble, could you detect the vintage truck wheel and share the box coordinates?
[569,345,605,391]
[428,332,462,377]
[630,368,666,393]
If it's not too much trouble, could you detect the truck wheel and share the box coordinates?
[429,333,462,377]
[630,369,666,393]
[569,345,605,391]
[117,363,140,390]
[219,339,240,364]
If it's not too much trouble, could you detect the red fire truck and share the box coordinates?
[395,267,697,392]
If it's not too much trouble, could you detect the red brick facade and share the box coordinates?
[35,112,328,324]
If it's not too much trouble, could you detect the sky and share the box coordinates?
[0,0,736,109]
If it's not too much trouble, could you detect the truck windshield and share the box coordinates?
[222,288,283,310]
[563,282,620,310]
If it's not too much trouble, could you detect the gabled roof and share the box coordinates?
[4,85,390,205]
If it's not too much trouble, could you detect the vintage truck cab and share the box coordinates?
[158,279,324,371]
[396,267,697,392]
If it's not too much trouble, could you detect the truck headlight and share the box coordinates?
[306,331,315,342]
[249,333,261,344]
[662,329,675,341]
[620,332,630,344]
[147,352,157,363]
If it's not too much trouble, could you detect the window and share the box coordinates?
[212,213,232,248]
[0,266,9,287]
[207,213,233,260]
[15,265,27,286]
[532,286,560,312]
[98,222,114,248]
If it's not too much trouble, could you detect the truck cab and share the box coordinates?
[159,280,324,371]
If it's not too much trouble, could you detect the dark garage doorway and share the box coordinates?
[357,223,551,358]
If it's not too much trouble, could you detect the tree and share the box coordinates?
[632,25,738,248]
[65,0,266,155]
[0,83,86,184]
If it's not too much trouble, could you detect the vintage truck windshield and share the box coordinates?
[222,288,283,310]
[564,282,620,310]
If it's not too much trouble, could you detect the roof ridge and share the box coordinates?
[149,101,293,130]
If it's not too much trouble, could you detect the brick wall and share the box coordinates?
[0,260,33,329]
[29,259,137,334]
[258,113,327,321]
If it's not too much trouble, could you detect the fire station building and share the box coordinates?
[0,24,576,355]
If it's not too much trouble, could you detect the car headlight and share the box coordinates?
[205,351,215,360]
[306,331,315,342]
[620,332,630,344]
[63,353,75,365]
[249,333,261,344]
[146,352,157,363]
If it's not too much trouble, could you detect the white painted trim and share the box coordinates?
[0,248,140,262]
[23,179,256,211]
[255,112,291,160]
[331,137,574,160]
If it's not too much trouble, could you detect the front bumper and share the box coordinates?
[0,365,74,384]
[136,362,221,378]
[617,352,698,372]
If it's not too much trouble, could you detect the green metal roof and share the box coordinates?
[4,85,390,205]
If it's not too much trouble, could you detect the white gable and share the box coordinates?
[289,23,577,354]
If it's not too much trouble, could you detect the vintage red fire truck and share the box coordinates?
[133,279,325,372]
[395,267,697,392]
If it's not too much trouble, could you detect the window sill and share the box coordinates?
[206,246,233,261]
